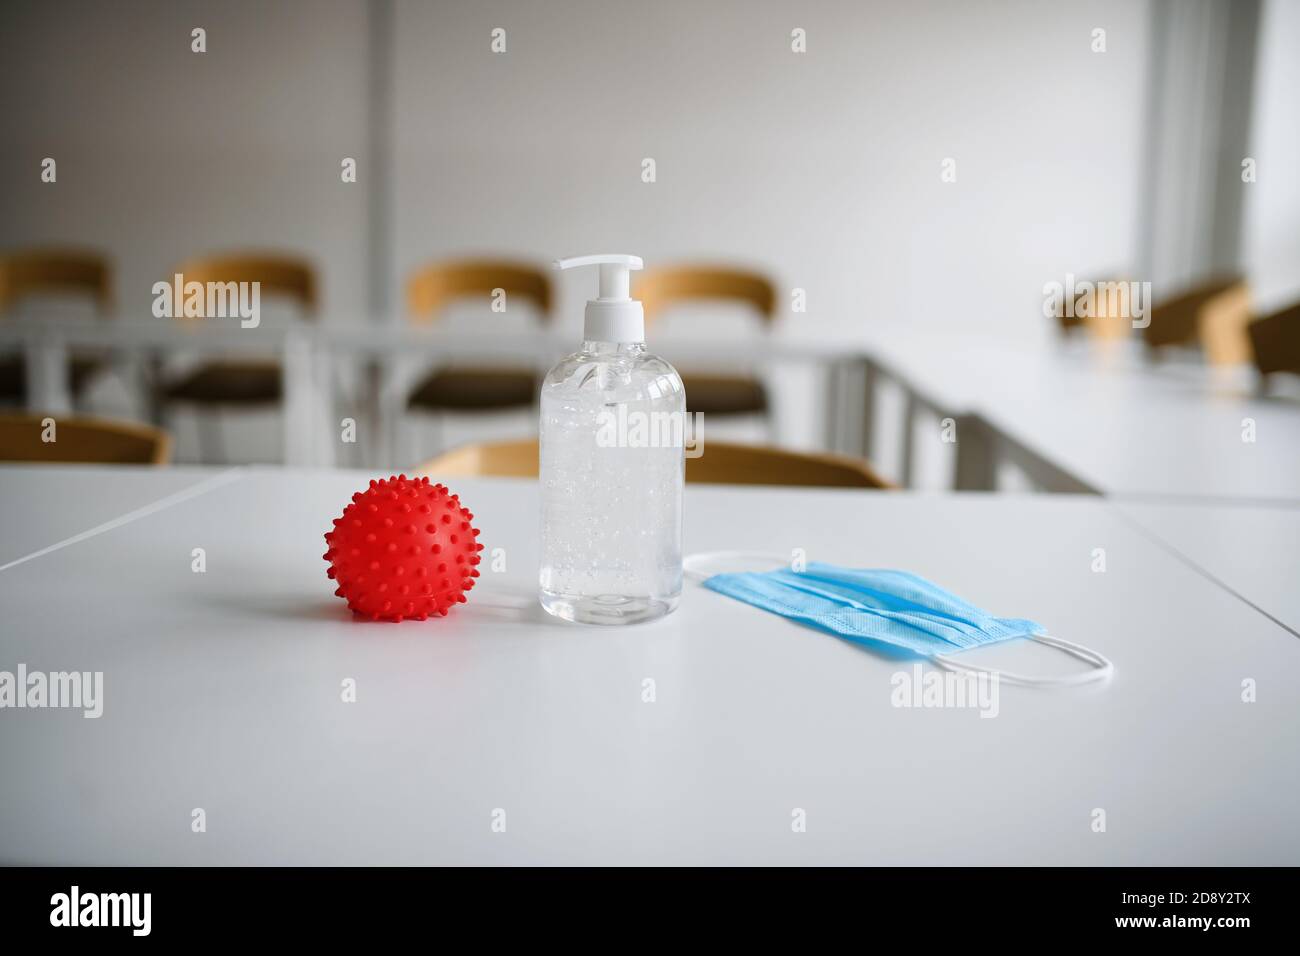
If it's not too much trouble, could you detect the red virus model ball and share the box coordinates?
[323,475,482,622]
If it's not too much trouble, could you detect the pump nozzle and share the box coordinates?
[555,253,646,342]
[555,254,643,299]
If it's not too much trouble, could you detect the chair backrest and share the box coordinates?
[417,439,890,489]
[169,253,318,317]
[421,438,539,479]
[0,249,111,313]
[636,266,777,326]
[1050,275,1133,339]
[0,414,171,465]
[1247,302,1300,377]
[407,260,552,323]
[686,441,890,488]
[1143,276,1250,363]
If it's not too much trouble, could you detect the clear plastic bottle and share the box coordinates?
[539,255,684,625]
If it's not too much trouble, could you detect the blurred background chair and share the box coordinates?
[1050,273,1135,340]
[1248,301,1300,383]
[155,252,317,462]
[636,265,777,435]
[0,413,170,464]
[0,249,112,408]
[1143,276,1252,364]
[419,438,890,489]
[404,259,552,452]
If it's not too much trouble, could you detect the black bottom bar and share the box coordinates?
[0,866,1288,941]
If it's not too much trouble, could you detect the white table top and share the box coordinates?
[1,466,1296,865]
[0,464,235,568]
[864,328,1300,501]
[1114,498,1300,637]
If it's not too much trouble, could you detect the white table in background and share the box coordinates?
[0,317,334,468]
[320,323,847,470]
[0,317,851,470]
[6,315,1299,497]
[1113,498,1300,636]
[1,466,1296,865]
[859,327,1300,500]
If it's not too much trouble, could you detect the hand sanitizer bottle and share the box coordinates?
[539,254,685,624]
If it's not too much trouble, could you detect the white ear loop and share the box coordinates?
[933,634,1114,687]
[683,550,791,583]
[684,551,1115,688]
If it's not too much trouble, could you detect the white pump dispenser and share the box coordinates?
[539,253,685,626]
[555,254,645,343]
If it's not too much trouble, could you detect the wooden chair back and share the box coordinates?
[1247,302,1300,377]
[407,260,552,322]
[1050,275,1134,339]
[0,414,171,464]
[418,439,891,489]
[1144,276,1251,364]
[168,253,318,316]
[0,249,111,313]
[636,266,776,326]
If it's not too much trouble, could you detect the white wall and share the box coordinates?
[0,0,372,459]
[0,0,371,320]
[2,0,1162,460]
[392,0,1150,343]
[1243,0,1300,314]
[0,0,1154,341]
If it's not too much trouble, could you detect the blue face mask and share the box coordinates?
[685,553,1112,687]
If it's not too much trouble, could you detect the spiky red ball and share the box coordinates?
[323,475,482,622]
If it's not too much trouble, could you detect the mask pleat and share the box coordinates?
[703,562,1043,657]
